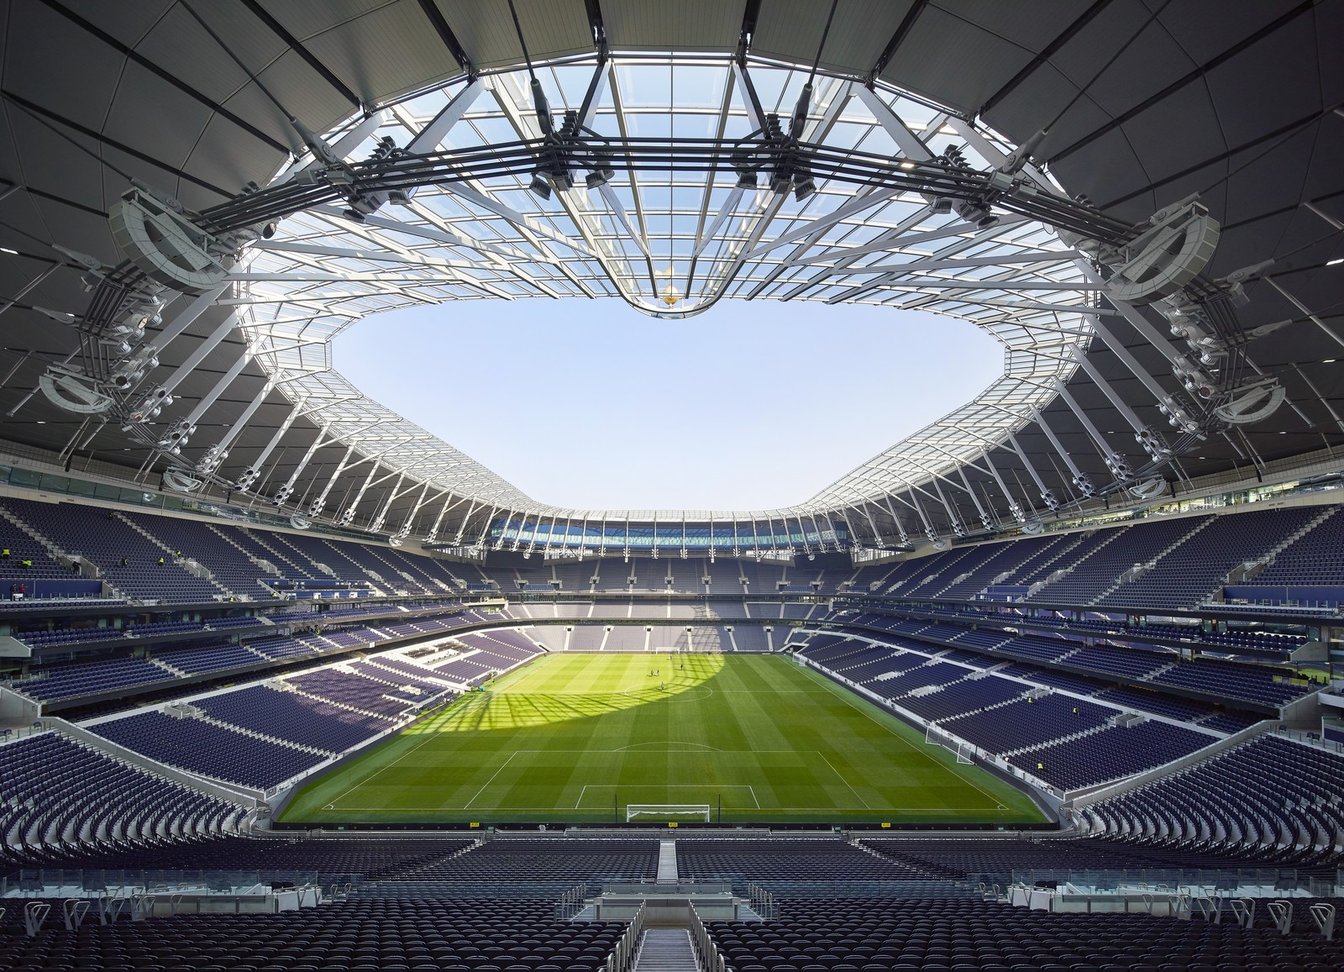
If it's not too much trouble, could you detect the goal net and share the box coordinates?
[625,804,711,822]
[925,726,974,764]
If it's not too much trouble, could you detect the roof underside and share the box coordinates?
[0,0,1340,548]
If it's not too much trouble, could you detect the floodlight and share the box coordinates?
[528,173,552,200]
[585,158,616,189]
[792,169,816,202]
[955,199,999,229]
[769,170,792,195]
[736,169,758,189]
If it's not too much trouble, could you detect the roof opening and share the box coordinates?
[336,297,1000,510]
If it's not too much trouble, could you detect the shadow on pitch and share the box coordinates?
[404,651,732,736]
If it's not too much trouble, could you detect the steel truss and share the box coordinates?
[30,55,1288,551]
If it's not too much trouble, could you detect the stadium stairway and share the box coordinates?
[632,928,700,971]
[658,839,679,882]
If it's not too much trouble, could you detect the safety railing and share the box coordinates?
[990,867,1305,897]
[688,904,729,972]
[1,867,326,898]
[602,901,646,972]
[601,880,732,895]
[1265,898,1334,940]
[555,883,589,920]
[745,881,776,920]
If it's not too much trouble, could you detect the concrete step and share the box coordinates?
[633,929,700,972]
[657,839,679,882]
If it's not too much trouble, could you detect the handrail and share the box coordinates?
[1230,897,1256,928]
[1191,894,1221,923]
[23,900,50,938]
[688,904,729,972]
[745,881,776,920]
[1268,899,1293,935]
[603,901,646,972]
[555,882,588,920]
[1309,902,1336,940]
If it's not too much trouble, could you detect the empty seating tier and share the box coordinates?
[703,895,1344,970]
[1085,734,1344,863]
[0,733,246,863]
[88,711,328,790]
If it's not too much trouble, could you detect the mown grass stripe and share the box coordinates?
[279,654,1043,826]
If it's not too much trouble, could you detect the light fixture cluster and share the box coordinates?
[525,79,616,201]
[156,418,196,454]
[195,443,229,475]
[927,145,999,230]
[731,108,817,203]
[341,135,411,221]
[127,385,174,425]
[233,466,261,492]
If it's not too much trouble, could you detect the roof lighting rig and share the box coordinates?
[24,39,1292,542]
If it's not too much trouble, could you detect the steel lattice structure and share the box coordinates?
[3,1,1337,558]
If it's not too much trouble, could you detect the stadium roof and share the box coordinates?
[0,0,1340,551]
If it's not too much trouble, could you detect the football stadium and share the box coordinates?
[1,0,1343,968]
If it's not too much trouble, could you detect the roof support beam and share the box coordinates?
[181,350,252,428]
[415,0,476,77]
[307,443,356,516]
[154,312,240,397]
[0,90,234,198]
[867,0,929,86]
[241,0,363,109]
[405,78,486,154]
[977,0,1113,117]
[1045,0,1316,165]
[34,0,290,153]
[200,378,273,462]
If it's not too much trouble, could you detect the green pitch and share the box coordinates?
[278,653,1044,825]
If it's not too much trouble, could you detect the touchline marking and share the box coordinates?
[814,750,870,810]
[323,695,484,809]
[798,662,1006,809]
[462,750,519,810]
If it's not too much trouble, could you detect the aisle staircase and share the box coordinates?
[657,839,678,882]
[632,929,700,972]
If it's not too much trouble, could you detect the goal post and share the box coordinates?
[926,725,974,764]
[625,804,711,823]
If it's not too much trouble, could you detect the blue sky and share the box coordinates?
[336,299,1001,511]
